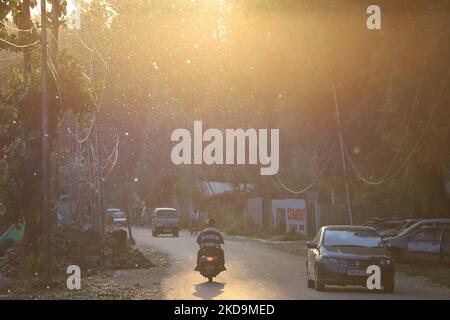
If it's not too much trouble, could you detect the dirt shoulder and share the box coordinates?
[0,245,170,300]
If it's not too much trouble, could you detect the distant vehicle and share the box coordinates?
[306,226,395,292]
[112,211,127,226]
[399,226,450,262]
[152,208,180,237]
[107,208,122,216]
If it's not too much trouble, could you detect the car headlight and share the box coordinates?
[318,257,338,264]
[380,258,392,266]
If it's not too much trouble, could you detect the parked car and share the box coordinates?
[379,219,420,238]
[363,217,389,227]
[152,208,180,237]
[372,220,404,233]
[384,219,450,260]
[306,226,395,292]
[386,226,450,262]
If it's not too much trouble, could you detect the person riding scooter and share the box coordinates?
[194,218,226,271]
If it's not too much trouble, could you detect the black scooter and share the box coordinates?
[197,248,223,282]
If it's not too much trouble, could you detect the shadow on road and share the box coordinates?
[193,281,225,300]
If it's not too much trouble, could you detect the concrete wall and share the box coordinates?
[246,197,264,228]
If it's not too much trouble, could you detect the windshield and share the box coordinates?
[323,229,383,248]
[156,210,178,218]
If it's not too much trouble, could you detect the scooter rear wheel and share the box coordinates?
[208,276,213,283]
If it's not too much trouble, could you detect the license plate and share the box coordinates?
[347,269,368,276]
[205,265,215,272]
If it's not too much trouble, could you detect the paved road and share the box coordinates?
[132,227,450,300]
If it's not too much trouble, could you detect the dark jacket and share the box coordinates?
[197,227,224,248]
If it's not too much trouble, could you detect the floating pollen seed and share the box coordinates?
[186,59,191,64]
[353,147,361,154]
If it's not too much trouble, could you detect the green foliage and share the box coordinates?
[0,49,94,224]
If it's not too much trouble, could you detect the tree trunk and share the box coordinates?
[122,181,136,245]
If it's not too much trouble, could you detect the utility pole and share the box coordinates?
[121,181,135,245]
[40,0,51,282]
[94,115,104,237]
[332,83,354,225]
[50,0,60,65]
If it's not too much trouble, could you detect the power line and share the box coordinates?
[0,37,39,48]
[0,20,34,32]
[101,134,119,169]
[378,55,429,181]
[102,136,119,181]
[68,114,96,143]
[345,69,450,185]
[0,46,40,60]
[47,60,63,100]
[73,29,95,53]
[272,139,337,194]
[85,31,108,66]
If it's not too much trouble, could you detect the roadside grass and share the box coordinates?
[397,262,450,288]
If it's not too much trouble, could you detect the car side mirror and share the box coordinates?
[306,241,317,249]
